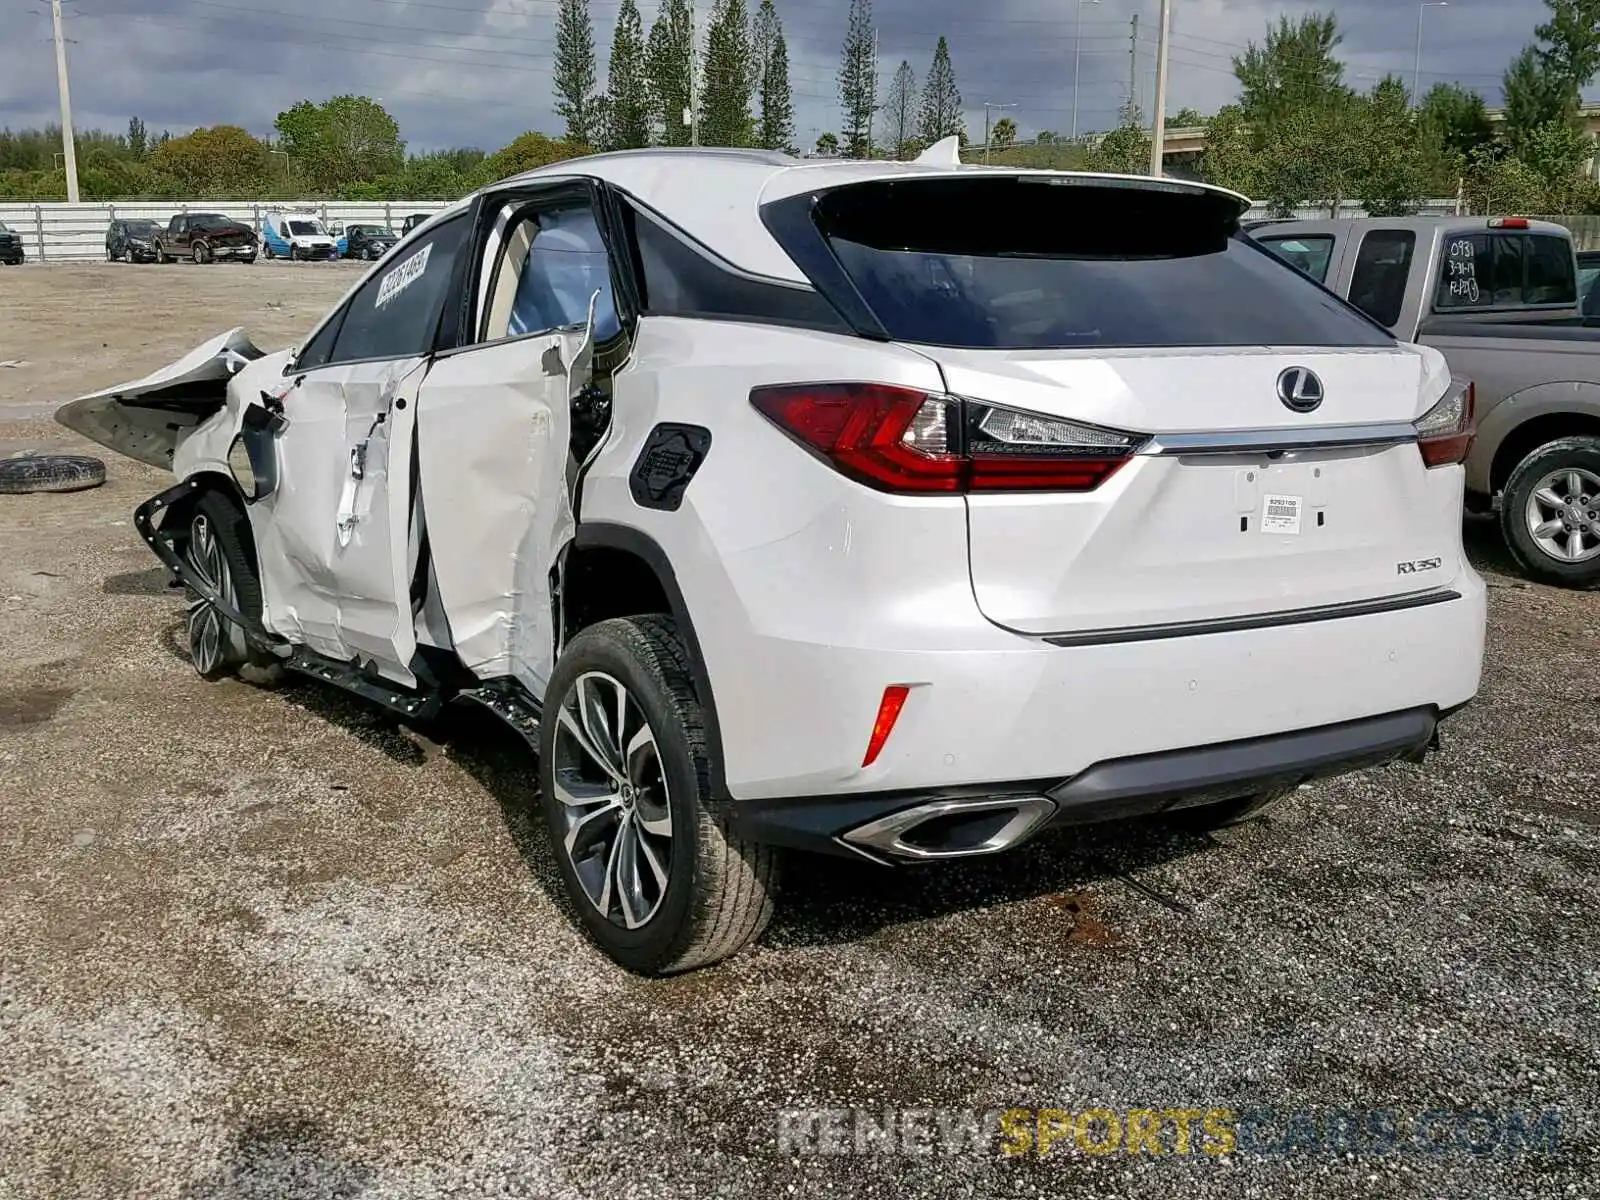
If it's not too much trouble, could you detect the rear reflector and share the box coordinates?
[862,685,911,767]
[750,383,1144,494]
[1414,378,1475,468]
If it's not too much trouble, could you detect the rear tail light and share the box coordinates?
[1414,378,1475,468]
[749,383,1145,494]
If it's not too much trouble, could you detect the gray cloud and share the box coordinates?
[0,0,1559,152]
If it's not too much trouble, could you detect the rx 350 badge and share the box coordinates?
[1396,556,1442,575]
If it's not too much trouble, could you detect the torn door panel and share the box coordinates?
[415,328,587,694]
[54,328,266,469]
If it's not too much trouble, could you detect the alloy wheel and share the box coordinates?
[1525,466,1600,564]
[184,512,239,675]
[550,670,673,930]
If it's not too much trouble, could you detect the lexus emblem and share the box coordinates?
[1277,367,1325,413]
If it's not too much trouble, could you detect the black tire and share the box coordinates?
[182,489,279,682]
[192,240,210,264]
[291,245,304,262]
[538,615,777,975]
[155,242,168,264]
[0,454,105,495]
[264,243,275,260]
[1165,788,1292,833]
[1500,436,1600,588]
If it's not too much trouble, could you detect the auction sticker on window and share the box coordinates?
[374,243,431,309]
[1261,493,1303,535]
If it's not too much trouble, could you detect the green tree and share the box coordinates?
[1504,45,1580,154]
[917,36,963,146]
[883,60,917,158]
[127,117,148,158]
[1233,13,1349,129]
[476,132,594,186]
[701,0,755,146]
[554,0,600,145]
[752,0,780,76]
[1085,122,1151,175]
[1356,76,1428,217]
[648,0,696,147]
[1536,0,1600,91]
[760,33,796,152]
[149,125,270,195]
[838,0,877,157]
[991,116,1017,151]
[1199,105,1257,196]
[1171,107,1206,127]
[1418,83,1495,162]
[604,0,652,150]
[815,131,840,156]
[274,96,404,192]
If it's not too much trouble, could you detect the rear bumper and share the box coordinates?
[708,569,1486,802]
[729,704,1454,861]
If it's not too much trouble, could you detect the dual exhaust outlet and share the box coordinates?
[840,795,1058,863]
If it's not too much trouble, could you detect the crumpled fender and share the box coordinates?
[53,328,265,470]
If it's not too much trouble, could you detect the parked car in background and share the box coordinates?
[1252,216,1600,586]
[400,212,431,236]
[0,221,24,265]
[106,218,162,263]
[154,213,257,264]
[57,151,1485,973]
[342,222,398,260]
[261,209,340,261]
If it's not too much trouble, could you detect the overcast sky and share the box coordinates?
[0,0,1560,152]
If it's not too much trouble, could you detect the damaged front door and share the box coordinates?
[416,190,621,696]
[255,213,471,684]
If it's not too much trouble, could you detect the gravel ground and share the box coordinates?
[1,265,1597,1199]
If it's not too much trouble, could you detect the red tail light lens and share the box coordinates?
[1414,378,1475,468]
[862,685,911,767]
[749,384,1143,494]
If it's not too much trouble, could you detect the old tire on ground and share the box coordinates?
[0,454,106,495]
[1165,788,1294,833]
[181,489,281,682]
[1501,436,1600,588]
[538,615,777,975]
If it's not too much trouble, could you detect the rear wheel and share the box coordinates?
[264,243,275,260]
[538,616,777,975]
[1501,436,1600,588]
[155,242,168,264]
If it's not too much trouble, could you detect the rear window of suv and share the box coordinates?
[765,177,1392,350]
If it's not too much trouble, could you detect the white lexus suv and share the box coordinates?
[59,145,1486,974]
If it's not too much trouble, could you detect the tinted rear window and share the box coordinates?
[787,178,1391,349]
[1435,232,1575,310]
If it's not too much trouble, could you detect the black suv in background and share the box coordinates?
[343,223,398,260]
[106,218,163,263]
[0,221,23,265]
[399,212,432,236]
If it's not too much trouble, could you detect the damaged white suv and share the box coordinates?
[60,146,1486,974]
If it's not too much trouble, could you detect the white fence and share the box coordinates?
[0,200,457,263]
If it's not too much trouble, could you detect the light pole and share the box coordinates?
[1413,2,1448,107]
[1072,0,1101,142]
[1148,0,1172,178]
[983,101,1017,164]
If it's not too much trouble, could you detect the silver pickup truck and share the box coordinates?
[1252,216,1600,587]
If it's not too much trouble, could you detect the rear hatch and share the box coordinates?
[788,174,1465,637]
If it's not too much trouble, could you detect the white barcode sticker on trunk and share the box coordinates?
[1261,493,1303,535]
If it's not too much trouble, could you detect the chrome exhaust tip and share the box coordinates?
[839,796,1057,862]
